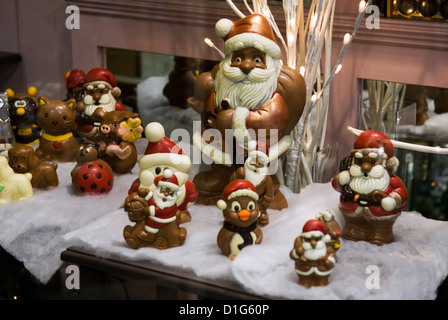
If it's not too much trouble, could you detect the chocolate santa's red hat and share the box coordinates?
[65,69,86,89]
[217,179,259,210]
[85,67,117,88]
[139,122,191,173]
[354,130,394,158]
[353,130,399,170]
[215,14,281,59]
[154,169,179,191]
[301,219,331,243]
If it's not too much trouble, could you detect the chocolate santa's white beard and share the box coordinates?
[349,164,390,195]
[153,189,177,209]
[215,55,281,111]
[84,93,116,116]
[244,161,268,186]
[302,240,327,261]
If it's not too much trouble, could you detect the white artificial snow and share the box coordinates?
[61,182,448,300]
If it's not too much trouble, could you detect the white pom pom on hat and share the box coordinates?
[145,122,165,143]
[215,18,233,38]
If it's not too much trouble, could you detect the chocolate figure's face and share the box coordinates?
[37,99,76,136]
[223,195,259,228]
[230,47,267,75]
[215,47,282,110]
[348,149,390,195]
[9,95,38,127]
[82,81,116,116]
[8,146,32,173]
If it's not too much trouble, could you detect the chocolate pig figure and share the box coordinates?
[92,108,142,174]
[216,179,263,260]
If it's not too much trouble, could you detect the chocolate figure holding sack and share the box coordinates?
[290,219,337,288]
[189,14,306,208]
[332,130,407,245]
[124,169,190,250]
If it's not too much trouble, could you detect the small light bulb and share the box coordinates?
[359,0,367,13]
[335,64,343,74]
[343,33,351,45]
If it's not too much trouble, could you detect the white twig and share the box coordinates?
[347,126,448,154]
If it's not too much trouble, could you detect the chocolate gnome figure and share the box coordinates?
[290,219,337,288]
[188,14,306,209]
[332,130,408,245]
[217,179,263,260]
[124,169,193,250]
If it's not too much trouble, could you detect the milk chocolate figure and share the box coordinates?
[332,130,407,245]
[189,14,306,209]
[124,169,190,250]
[6,87,41,145]
[8,144,58,190]
[35,96,77,162]
[216,179,263,260]
[290,219,336,288]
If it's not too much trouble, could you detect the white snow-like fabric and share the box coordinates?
[61,182,448,300]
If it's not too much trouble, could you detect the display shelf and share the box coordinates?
[60,246,265,300]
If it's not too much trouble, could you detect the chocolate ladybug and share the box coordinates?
[71,141,114,195]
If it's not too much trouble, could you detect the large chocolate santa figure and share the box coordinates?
[188,14,306,208]
[332,130,408,245]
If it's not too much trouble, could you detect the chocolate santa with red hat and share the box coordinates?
[128,122,198,223]
[332,130,408,245]
[217,179,263,260]
[75,67,127,140]
[189,14,306,210]
[231,140,275,227]
[290,219,337,287]
[124,168,188,250]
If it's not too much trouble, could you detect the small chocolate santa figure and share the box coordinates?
[290,219,337,288]
[124,168,188,250]
[75,67,127,141]
[231,140,275,227]
[332,130,408,245]
[217,179,263,260]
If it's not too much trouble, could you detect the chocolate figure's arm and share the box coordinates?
[276,65,306,134]
[187,64,219,114]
